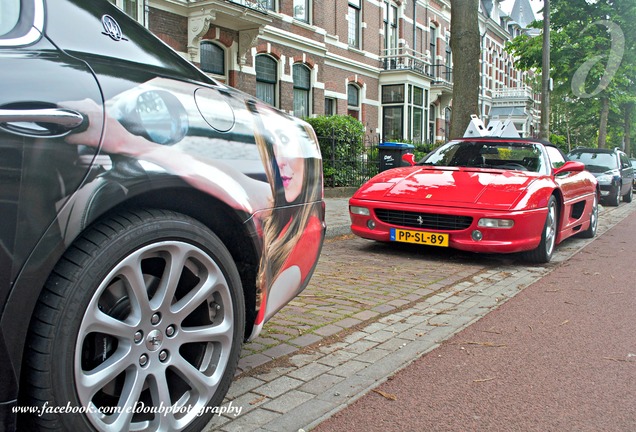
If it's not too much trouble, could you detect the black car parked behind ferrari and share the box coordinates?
[567,147,633,206]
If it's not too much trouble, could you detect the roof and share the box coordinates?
[455,137,557,148]
[510,0,537,28]
[568,147,618,154]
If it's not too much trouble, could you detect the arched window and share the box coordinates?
[347,84,360,120]
[200,41,225,76]
[293,64,311,118]
[256,55,278,106]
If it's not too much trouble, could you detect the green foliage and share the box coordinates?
[549,133,569,153]
[305,115,365,160]
[506,0,636,149]
[305,115,368,187]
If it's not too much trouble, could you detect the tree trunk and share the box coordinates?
[598,96,609,148]
[448,0,480,139]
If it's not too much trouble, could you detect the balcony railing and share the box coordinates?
[430,64,453,84]
[380,46,432,77]
[492,87,534,100]
[227,0,272,14]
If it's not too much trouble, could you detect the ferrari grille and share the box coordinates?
[374,209,473,231]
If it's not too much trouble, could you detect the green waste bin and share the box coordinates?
[378,142,415,172]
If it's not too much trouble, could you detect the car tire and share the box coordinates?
[623,187,632,203]
[525,195,558,264]
[20,209,245,432]
[609,185,621,206]
[579,193,598,239]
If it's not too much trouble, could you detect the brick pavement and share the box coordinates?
[204,199,636,432]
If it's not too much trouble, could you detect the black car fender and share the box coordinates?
[1,164,264,383]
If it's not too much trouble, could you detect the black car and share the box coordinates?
[567,147,633,206]
[0,1,325,431]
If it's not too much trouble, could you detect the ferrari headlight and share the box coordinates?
[350,206,370,216]
[478,218,514,228]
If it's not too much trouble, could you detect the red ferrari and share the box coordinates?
[349,138,599,263]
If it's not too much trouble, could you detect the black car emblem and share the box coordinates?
[102,15,127,41]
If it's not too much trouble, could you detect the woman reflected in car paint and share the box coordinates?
[62,97,272,215]
[247,100,323,334]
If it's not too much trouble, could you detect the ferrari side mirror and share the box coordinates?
[402,153,416,166]
[553,160,585,175]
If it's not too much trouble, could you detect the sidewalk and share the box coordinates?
[323,195,352,239]
[204,198,636,432]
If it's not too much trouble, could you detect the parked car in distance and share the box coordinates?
[630,158,636,190]
[0,1,324,431]
[567,147,633,206]
[350,138,599,263]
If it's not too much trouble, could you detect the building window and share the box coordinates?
[347,84,360,119]
[429,25,437,60]
[383,1,398,53]
[325,97,336,115]
[444,107,451,142]
[293,64,311,118]
[200,42,225,76]
[109,0,144,23]
[410,86,424,143]
[256,55,278,106]
[383,106,403,141]
[382,85,404,104]
[348,0,361,48]
[259,0,276,11]
[382,84,405,142]
[293,0,309,22]
[429,103,436,143]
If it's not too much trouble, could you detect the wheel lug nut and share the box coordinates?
[151,312,161,325]
[159,350,169,362]
[166,325,175,337]
[139,354,149,367]
[134,331,143,344]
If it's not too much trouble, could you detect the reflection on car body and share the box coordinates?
[0,1,324,431]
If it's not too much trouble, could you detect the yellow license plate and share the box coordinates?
[390,228,449,247]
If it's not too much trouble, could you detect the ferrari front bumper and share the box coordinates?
[349,199,549,254]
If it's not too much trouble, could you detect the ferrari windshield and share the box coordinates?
[420,140,545,173]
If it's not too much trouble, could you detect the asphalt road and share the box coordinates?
[313,207,636,431]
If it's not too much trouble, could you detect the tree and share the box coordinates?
[506,0,636,149]
[448,0,480,139]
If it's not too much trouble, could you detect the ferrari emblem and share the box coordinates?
[417,216,424,226]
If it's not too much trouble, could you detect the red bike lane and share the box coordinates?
[314,212,636,432]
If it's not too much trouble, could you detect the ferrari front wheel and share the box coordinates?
[525,196,558,264]
[21,209,245,432]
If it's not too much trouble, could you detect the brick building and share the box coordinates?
[110,0,539,142]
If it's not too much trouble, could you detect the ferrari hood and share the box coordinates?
[354,166,538,210]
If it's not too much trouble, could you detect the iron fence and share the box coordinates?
[317,133,380,188]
